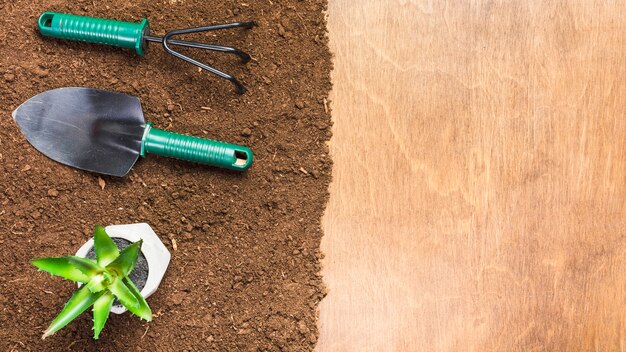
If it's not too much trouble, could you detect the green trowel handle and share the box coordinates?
[38,12,149,55]
[141,123,253,171]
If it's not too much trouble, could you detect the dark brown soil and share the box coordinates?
[0,0,332,350]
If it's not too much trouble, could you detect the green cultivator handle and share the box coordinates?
[141,123,253,171]
[38,12,149,55]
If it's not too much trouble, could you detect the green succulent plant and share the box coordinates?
[32,225,152,339]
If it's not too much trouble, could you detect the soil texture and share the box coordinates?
[0,0,332,350]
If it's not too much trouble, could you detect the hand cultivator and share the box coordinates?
[38,12,255,94]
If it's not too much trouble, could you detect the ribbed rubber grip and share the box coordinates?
[141,123,253,171]
[38,12,149,55]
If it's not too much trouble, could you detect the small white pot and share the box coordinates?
[75,223,171,314]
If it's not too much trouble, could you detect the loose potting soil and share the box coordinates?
[0,0,332,350]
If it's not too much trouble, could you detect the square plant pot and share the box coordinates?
[75,223,171,314]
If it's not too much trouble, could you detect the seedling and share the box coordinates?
[32,226,152,339]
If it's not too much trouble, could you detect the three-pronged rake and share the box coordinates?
[38,12,255,94]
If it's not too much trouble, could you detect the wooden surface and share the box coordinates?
[318,1,626,351]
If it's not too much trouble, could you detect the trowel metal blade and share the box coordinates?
[12,87,146,177]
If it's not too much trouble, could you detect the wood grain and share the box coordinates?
[318,1,626,351]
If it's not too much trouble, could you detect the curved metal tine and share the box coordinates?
[164,22,255,62]
[172,21,257,34]
[168,41,251,63]
[163,30,247,94]
[144,36,251,62]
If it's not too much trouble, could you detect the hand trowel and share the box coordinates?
[12,87,253,176]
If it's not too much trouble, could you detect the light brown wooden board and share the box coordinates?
[318,1,626,351]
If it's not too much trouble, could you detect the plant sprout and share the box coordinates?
[32,225,152,339]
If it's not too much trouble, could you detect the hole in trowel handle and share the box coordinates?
[234,150,249,166]
[39,13,54,28]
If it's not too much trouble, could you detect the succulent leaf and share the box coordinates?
[42,285,104,339]
[105,240,142,278]
[32,257,90,283]
[92,292,114,339]
[122,277,153,321]
[93,225,119,266]
[66,256,105,277]
[109,277,139,310]
[85,273,110,293]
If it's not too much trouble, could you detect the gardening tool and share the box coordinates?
[37,12,255,94]
[12,87,253,176]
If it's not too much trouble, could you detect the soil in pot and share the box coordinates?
[0,0,332,350]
